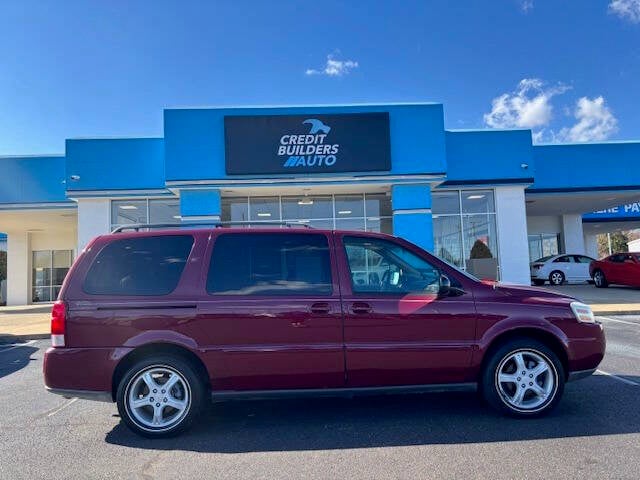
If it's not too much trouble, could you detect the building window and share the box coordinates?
[528,233,561,261]
[432,190,499,274]
[32,250,73,302]
[111,198,180,230]
[221,193,392,233]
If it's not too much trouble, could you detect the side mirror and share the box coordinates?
[439,273,451,296]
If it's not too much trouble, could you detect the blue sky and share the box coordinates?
[1,0,639,155]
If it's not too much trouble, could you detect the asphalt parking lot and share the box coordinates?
[1,316,639,480]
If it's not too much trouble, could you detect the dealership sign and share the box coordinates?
[224,112,391,174]
[583,202,640,221]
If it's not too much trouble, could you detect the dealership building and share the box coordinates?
[1,102,639,305]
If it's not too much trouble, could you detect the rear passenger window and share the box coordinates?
[207,233,332,295]
[553,256,572,263]
[83,235,194,296]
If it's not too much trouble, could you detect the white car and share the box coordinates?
[530,254,596,286]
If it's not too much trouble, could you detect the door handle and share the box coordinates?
[309,302,331,314]
[351,302,372,315]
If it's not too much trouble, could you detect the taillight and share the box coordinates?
[51,300,66,348]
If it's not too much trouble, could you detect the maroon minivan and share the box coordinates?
[44,226,605,437]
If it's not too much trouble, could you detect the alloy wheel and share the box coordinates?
[594,271,604,287]
[125,365,191,432]
[550,272,564,285]
[495,350,557,413]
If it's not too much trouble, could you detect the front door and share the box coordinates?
[335,233,477,387]
[197,231,344,391]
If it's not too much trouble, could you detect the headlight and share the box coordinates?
[570,301,595,323]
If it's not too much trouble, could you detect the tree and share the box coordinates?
[597,231,629,257]
[0,250,6,282]
[470,239,493,259]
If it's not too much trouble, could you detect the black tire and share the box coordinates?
[116,355,206,438]
[481,338,565,418]
[548,270,565,286]
[533,280,545,286]
[593,269,608,288]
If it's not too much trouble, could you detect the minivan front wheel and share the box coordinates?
[482,339,564,417]
[117,356,205,437]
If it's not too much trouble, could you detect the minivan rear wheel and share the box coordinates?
[116,355,205,437]
[481,338,565,417]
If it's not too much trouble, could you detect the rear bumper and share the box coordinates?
[43,346,131,398]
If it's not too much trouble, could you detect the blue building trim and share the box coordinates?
[65,137,165,193]
[391,184,433,251]
[180,189,221,218]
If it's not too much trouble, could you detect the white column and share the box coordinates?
[584,232,599,259]
[561,214,585,254]
[495,186,530,285]
[77,199,111,252]
[6,231,30,306]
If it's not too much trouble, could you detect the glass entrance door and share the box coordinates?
[32,250,73,302]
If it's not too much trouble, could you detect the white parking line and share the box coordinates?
[596,369,640,386]
[598,316,640,326]
[0,340,37,353]
[47,398,78,417]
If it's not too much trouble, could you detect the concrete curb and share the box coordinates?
[594,311,640,317]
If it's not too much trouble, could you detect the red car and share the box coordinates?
[590,253,640,288]
[44,227,605,437]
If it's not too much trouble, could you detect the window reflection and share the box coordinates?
[432,190,499,278]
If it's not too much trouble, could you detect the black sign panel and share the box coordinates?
[224,112,391,175]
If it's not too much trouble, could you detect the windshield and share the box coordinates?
[534,255,555,263]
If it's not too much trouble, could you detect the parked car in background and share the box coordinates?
[590,253,640,288]
[530,254,596,286]
[44,226,605,437]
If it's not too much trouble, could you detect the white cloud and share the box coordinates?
[305,54,359,77]
[483,78,570,130]
[609,0,640,23]
[520,0,534,13]
[556,96,618,142]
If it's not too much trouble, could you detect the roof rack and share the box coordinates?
[111,221,314,233]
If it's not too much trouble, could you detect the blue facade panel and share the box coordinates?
[444,130,534,185]
[65,138,165,192]
[531,142,640,192]
[0,156,70,205]
[393,213,434,252]
[391,184,432,210]
[164,103,447,182]
[180,189,221,217]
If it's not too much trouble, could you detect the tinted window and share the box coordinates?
[553,256,573,263]
[344,236,441,294]
[574,255,594,264]
[534,255,555,263]
[83,235,194,295]
[207,233,332,295]
[609,254,625,263]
